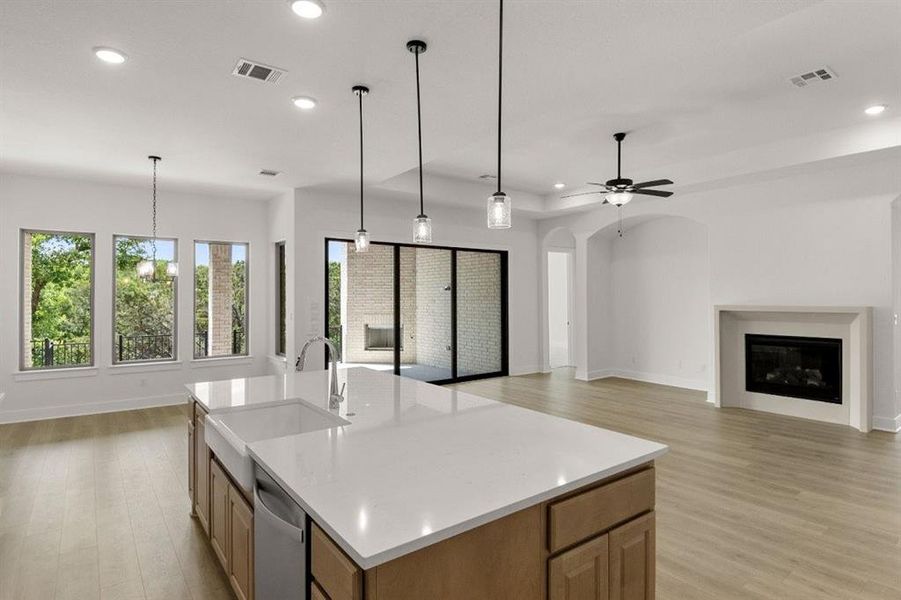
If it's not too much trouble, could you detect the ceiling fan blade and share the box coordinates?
[586,182,609,187]
[561,191,603,200]
[632,189,673,198]
[631,179,673,189]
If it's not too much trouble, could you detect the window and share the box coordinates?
[113,236,177,363]
[21,230,95,370]
[194,241,249,358]
[276,241,286,356]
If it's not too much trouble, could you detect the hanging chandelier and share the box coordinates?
[407,39,432,244]
[137,155,178,280]
[487,0,511,229]
[353,85,371,252]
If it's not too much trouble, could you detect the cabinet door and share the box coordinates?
[209,459,230,569]
[609,512,655,600]
[228,486,254,600]
[187,417,195,511]
[194,412,211,533]
[310,581,329,600]
[549,534,609,600]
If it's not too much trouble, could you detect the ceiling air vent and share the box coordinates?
[232,58,286,84]
[259,169,280,177]
[789,66,838,88]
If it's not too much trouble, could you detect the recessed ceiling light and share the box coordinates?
[864,104,886,116]
[290,0,324,19]
[554,182,565,189]
[292,96,317,110]
[93,46,127,64]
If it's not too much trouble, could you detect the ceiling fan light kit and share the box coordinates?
[561,132,674,236]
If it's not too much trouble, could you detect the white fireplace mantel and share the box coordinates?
[714,305,873,432]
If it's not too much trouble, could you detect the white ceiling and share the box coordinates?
[1,1,899,214]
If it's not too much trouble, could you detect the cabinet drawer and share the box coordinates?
[312,524,362,600]
[548,468,654,553]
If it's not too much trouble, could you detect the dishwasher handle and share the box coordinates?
[254,484,305,543]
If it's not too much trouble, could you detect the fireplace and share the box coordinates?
[744,334,842,404]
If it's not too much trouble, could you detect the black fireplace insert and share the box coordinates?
[744,334,842,404]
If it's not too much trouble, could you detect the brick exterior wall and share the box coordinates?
[413,248,452,370]
[209,243,233,356]
[457,251,502,375]
[345,244,418,364]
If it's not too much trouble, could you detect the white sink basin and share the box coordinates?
[205,399,348,491]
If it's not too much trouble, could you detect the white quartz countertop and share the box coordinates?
[188,368,668,569]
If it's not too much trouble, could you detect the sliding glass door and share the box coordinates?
[325,239,507,384]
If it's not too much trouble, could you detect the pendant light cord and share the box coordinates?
[496,0,503,194]
[414,50,424,216]
[358,90,364,230]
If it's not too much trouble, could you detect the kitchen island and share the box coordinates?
[187,367,667,600]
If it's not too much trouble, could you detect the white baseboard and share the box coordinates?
[872,414,901,433]
[0,393,187,424]
[510,365,541,376]
[585,369,618,381]
[586,368,710,393]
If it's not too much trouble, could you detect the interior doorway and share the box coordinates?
[547,250,573,368]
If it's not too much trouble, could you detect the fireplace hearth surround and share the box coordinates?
[714,305,872,432]
[744,334,842,403]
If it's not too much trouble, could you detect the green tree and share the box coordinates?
[115,239,175,336]
[328,261,341,351]
[29,234,92,340]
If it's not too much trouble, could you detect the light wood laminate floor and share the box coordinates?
[451,371,901,600]
[1,372,898,599]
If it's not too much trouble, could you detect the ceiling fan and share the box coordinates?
[562,132,673,207]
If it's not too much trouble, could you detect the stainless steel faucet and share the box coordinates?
[296,336,345,409]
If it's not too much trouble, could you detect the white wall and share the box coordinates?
[286,189,541,376]
[0,173,271,422]
[606,217,709,389]
[266,191,294,375]
[540,154,900,429]
[892,196,901,430]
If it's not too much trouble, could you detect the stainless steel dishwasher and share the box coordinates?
[254,464,309,600]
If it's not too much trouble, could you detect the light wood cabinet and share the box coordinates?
[209,458,230,569]
[228,485,254,600]
[187,417,195,512]
[312,524,362,600]
[548,468,654,553]
[189,400,254,600]
[311,581,329,600]
[549,534,609,600]
[609,512,655,600]
[193,405,211,534]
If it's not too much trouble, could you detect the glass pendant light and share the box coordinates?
[407,39,432,244]
[487,0,512,229]
[353,85,371,253]
[138,155,177,280]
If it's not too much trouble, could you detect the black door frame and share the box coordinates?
[323,237,509,385]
